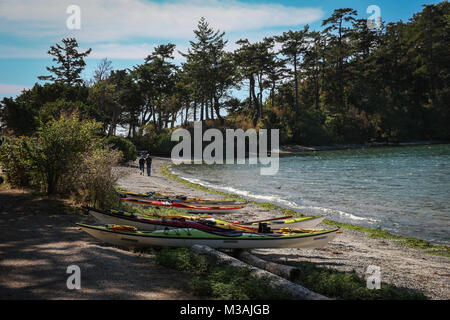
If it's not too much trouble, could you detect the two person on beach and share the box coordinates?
[139,153,152,176]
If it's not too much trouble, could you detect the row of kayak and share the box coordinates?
[77,202,340,249]
[118,191,247,213]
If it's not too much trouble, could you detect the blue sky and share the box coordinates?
[0,0,442,99]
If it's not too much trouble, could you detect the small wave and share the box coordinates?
[171,168,379,224]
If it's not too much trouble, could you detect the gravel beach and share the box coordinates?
[117,157,450,300]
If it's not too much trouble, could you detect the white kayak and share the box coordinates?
[77,223,340,249]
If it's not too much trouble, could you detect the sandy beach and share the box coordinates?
[1,157,448,300]
[118,158,450,300]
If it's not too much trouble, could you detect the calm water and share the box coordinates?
[173,144,450,245]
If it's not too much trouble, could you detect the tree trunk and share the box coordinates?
[200,101,204,121]
[294,55,299,110]
[250,75,260,126]
[193,101,197,122]
[235,250,300,280]
[191,245,330,300]
[213,96,224,124]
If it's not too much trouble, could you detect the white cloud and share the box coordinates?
[0,83,31,95]
[0,0,324,43]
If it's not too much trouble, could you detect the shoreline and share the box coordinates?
[278,140,449,155]
[115,157,449,299]
[164,161,449,249]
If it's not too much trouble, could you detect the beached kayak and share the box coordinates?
[84,207,254,232]
[120,197,245,213]
[118,191,247,206]
[84,207,324,232]
[77,223,340,249]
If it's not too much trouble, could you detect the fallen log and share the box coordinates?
[235,250,300,280]
[191,244,330,300]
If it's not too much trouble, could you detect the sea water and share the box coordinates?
[173,144,450,245]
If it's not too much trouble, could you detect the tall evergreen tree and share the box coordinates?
[38,38,92,85]
[275,25,310,110]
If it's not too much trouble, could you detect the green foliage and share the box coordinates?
[287,261,426,300]
[155,248,210,274]
[38,37,91,85]
[0,136,34,187]
[132,125,176,156]
[75,146,122,208]
[0,83,97,136]
[154,248,289,300]
[106,136,137,163]
[30,112,103,194]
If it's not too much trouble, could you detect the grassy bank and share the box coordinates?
[160,163,450,257]
[143,246,427,300]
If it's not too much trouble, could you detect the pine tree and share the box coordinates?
[38,38,91,85]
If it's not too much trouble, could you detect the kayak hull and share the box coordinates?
[87,207,324,232]
[78,224,339,249]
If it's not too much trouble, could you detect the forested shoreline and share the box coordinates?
[1,2,449,153]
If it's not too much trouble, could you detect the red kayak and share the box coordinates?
[121,197,246,214]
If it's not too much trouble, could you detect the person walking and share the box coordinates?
[139,156,145,175]
[145,154,153,177]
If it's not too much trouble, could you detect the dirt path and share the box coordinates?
[117,158,450,300]
[0,189,195,299]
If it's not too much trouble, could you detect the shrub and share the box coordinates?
[75,146,123,208]
[0,136,35,187]
[30,112,103,194]
[106,136,137,164]
[131,124,176,156]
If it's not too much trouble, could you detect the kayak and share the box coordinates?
[84,206,324,231]
[118,191,246,206]
[84,207,254,233]
[77,223,340,249]
[117,191,244,204]
[120,197,245,214]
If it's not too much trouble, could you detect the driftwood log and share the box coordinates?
[191,245,329,300]
[235,250,300,280]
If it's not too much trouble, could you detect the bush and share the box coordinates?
[0,136,35,187]
[75,147,123,208]
[131,124,176,156]
[0,112,123,208]
[106,136,137,164]
[30,112,103,194]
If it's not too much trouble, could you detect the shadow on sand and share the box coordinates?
[0,190,194,299]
